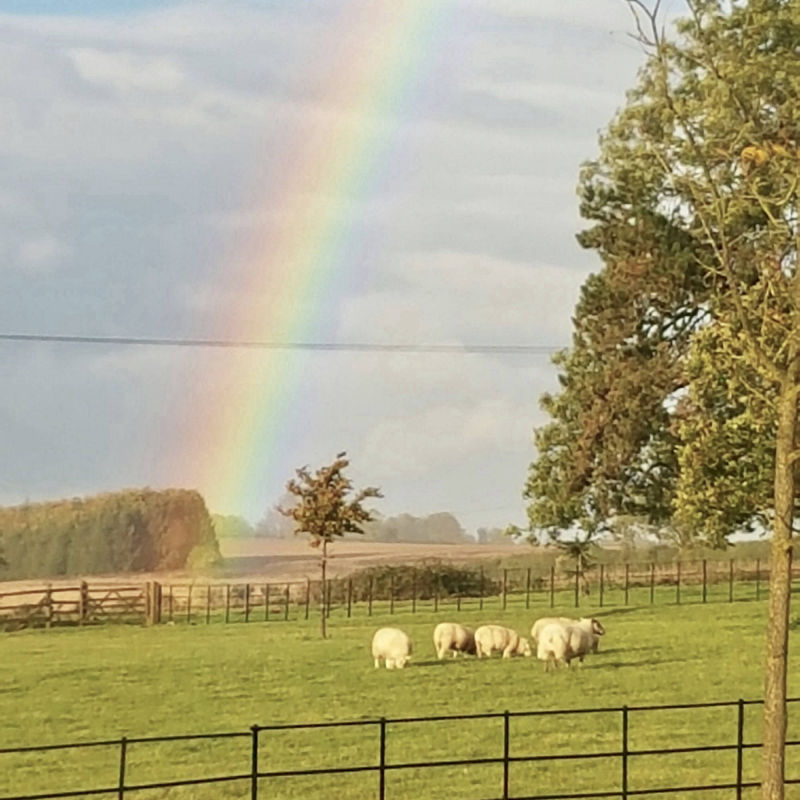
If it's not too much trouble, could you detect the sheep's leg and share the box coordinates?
[374,657,381,669]
[386,658,396,670]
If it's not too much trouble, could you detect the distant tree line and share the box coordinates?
[0,489,220,580]
[215,504,503,546]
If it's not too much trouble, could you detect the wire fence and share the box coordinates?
[0,557,790,630]
[1,698,798,799]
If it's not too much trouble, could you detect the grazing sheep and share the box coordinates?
[536,619,602,671]
[433,622,476,659]
[531,616,605,653]
[474,624,532,659]
[371,627,413,669]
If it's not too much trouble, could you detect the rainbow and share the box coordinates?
[179,2,452,521]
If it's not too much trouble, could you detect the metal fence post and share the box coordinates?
[574,559,580,608]
[245,584,251,623]
[756,559,761,600]
[676,562,681,605]
[503,710,510,800]
[502,569,508,610]
[702,559,707,603]
[225,584,230,623]
[650,562,655,605]
[186,585,192,624]
[117,737,127,800]
[525,567,531,610]
[379,717,387,800]
[206,585,211,625]
[412,569,417,613]
[305,579,310,620]
[550,565,555,608]
[624,564,630,606]
[621,706,628,800]
[390,574,395,615]
[369,578,374,617]
[599,564,604,608]
[480,568,485,611]
[265,584,271,622]
[251,724,259,800]
[729,560,735,603]
[736,698,744,800]
[285,584,290,621]
[347,579,353,618]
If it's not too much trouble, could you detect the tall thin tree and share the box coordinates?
[279,453,382,638]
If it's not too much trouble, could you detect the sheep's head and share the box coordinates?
[590,618,606,636]
[519,637,532,657]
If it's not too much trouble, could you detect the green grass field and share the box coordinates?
[2,599,800,799]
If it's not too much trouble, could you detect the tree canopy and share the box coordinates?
[526,0,800,548]
[279,453,382,637]
[524,2,800,793]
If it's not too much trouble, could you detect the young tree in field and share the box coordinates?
[279,453,382,638]
[526,2,800,795]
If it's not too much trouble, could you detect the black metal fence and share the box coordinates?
[1,556,795,631]
[2,698,798,800]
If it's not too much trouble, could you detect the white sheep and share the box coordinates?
[536,619,602,671]
[474,624,532,659]
[371,627,413,669]
[531,616,605,653]
[432,622,476,659]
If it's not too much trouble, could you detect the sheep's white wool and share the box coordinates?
[536,619,602,670]
[531,616,605,653]
[371,627,413,670]
[474,624,532,659]
[433,622,476,660]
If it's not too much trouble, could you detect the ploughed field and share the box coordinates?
[2,601,800,799]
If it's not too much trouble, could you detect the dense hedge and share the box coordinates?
[344,561,501,601]
[0,489,220,580]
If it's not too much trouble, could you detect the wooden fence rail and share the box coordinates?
[0,557,791,632]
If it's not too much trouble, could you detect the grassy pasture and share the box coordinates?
[2,600,800,799]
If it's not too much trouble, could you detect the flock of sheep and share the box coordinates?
[371,616,606,671]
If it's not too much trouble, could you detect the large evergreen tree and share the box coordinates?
[525,2,800,795]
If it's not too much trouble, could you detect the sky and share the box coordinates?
[0,0,657,535]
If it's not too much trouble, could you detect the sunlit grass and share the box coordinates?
[1,600,798,798]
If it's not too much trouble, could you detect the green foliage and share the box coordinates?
[344,561,500,601]
[185,543,223,572]
[211,514,255,540]
[0,489,220,580]
[361,511,470,544]
[526,0,800,547]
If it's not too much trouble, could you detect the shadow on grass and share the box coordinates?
[592,607,643,620]
[411,658,475,668]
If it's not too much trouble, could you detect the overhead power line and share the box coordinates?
[0,333,563,355]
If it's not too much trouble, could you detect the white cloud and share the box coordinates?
[17,235,68,272]
[337,251,587,345]
[68,47,184,93]
[360,399,529,477]
[0,0,646,530]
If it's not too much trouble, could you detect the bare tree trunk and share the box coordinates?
[762,368,799,800]
[320,539,328,639]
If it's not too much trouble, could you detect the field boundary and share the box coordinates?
[0,556,790,630]
[2,697,798,799]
